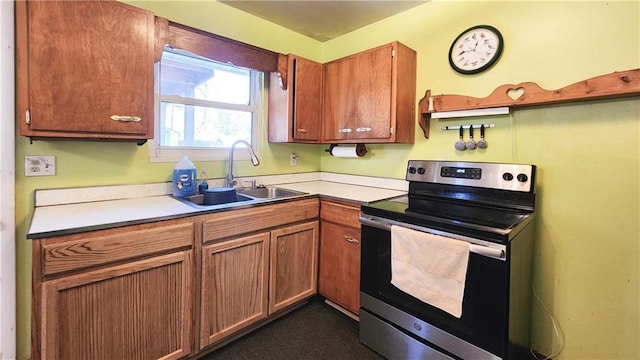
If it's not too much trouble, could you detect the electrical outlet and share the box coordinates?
[290,153,299,166]
[25,156,56,177]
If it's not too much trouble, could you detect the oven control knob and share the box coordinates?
[517,173,529,182]
[413,323,422,331]
[502,172,514,181]
[417,167,426,175]
[408,167,417,174]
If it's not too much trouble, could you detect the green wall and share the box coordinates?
[14,2,323,358]
[15,1,639,359]
[318,2,639,359]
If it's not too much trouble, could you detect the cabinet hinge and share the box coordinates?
[391,49,396,58]
[390,127,394,134]
[25,109,31,125]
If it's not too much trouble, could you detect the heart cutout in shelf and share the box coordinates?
[507,87,525,100]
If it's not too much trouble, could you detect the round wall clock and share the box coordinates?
[449,25,503,74]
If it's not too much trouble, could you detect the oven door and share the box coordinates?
[359,216,510,360]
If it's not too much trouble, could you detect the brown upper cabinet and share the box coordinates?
[16,0,155,144]
[268,42,417,144]
[323,42,416,144]
[268,54,323,143]
[17,0,416,146]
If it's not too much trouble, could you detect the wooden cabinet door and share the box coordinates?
[323,44,393,142]
[322,42,416,144]
[41,251,193,360]
[200,233,270,349]
[17,0,154,141]
[269,221,319,314]
[318,221,361,314]
[353,45,393,140]
[323,56,356,142]
[268,55,322,143]
[292,56,323,141]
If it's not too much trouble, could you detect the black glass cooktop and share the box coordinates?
[361,195,534,243]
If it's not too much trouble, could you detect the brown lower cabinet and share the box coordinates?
[200,232,270,348]
[41,251,194,360]
[199,199,319,350]
[32,218,195,360]
[318,199,362,315]
[199,221,318,349]
[32,198,320,359]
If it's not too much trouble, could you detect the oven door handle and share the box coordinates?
[359,216,506,260]
[469,245,505,260]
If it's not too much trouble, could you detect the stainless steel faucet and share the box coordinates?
[226,140,260,188]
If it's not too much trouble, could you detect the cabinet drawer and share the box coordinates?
[203,198,319,243]
[320,200,361,229]
[40,218,194,276]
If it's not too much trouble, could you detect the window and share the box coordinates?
[150,48,263,162]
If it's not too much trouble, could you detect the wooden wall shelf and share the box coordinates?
[418,68,640,139]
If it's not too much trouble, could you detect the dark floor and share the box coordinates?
[201,296,384,360]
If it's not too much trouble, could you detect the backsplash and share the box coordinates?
[34,172,408,207]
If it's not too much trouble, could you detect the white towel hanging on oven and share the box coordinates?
[391,225,470,318]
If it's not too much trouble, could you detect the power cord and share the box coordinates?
[530,283,565,359]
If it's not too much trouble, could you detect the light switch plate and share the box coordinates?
[25,156,56,176]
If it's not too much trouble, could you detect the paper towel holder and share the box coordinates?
[324,143,368,157]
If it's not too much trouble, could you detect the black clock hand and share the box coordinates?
[464,40,478,52]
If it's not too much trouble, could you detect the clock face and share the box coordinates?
[449,25,503,74]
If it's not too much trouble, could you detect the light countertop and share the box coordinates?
[277,181,405,203]
[27,177,406,239]
[27,195,199,239]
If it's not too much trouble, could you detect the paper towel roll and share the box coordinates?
[329,144,367,158]
[331,146,359,158]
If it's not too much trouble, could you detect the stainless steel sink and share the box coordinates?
[238,187,306,199]
[178,193,254,208]
[175,187,307,209]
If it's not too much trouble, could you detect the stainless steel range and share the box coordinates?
[359,160,536,360]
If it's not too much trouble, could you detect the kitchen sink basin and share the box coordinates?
[174,187,307,209]
[179,193,254,208]
[238,187,306,199]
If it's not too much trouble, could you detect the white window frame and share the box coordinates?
[148,50,264,163]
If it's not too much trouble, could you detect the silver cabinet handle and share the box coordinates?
[110,115,142,122]
[338,128,352,133]
[344,235,359,244]
[296,128,308,133]
[356,127,371,132]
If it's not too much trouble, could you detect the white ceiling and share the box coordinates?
[219,1,429,42]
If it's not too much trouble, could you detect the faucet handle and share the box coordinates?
[241,179,256,189]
